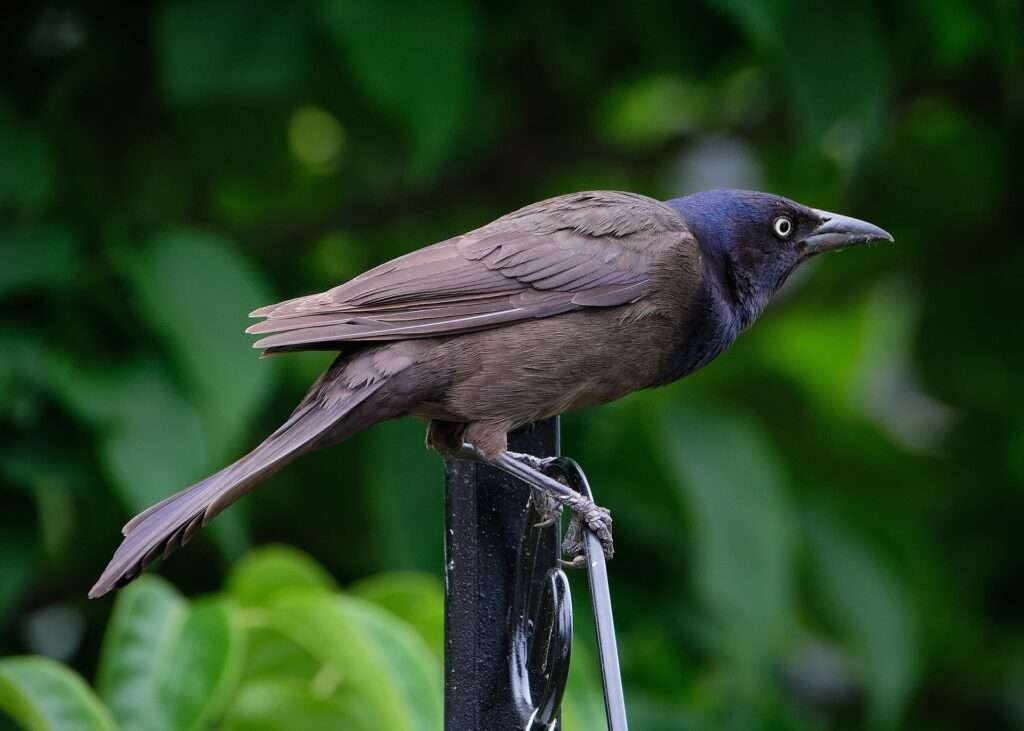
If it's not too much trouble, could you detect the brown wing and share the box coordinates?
[247,191,690,352]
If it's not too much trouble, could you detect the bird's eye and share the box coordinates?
[772,216,793,239]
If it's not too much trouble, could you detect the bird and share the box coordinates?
[90,189,892,598]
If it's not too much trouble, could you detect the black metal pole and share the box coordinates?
[443,418,560,730]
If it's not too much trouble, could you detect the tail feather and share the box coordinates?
[89,379,386,599]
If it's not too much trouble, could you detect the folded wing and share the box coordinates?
[248,191,689,352]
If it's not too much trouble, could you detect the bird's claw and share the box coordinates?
[530,488,562,528]
[502,449,614,564]
[560,503,613,566]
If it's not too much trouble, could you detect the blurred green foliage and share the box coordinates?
[1,1,1022,729]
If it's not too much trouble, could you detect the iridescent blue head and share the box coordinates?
[666,189,893,327]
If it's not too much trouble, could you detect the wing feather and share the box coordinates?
[248,191,690,352]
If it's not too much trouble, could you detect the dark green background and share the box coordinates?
[2,1,1022,728]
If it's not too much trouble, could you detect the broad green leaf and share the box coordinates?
[228,545,337,607]
[128,228,277,462]
[351,572,444,659]
[318,0,479,176]
[223,679,371,731]
[234,618,323,685]
[662,406,795,669]
[342,599,442,730]
[0,227,78,299]
[98,577,246,731]
[361,419,443,573]
[157,598,246,731]
[805,512,917,726]
[97,576,187,729]
[0,657,116,731]
[0,102,55,210]
[157,0,308,103]
[262,592,442,730]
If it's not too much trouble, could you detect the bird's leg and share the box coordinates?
[505,450,560,526]
[458,444,614,561]
[504,450,557,472]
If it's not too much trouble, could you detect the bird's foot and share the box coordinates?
[513,453,614,560]
[460,443,615,564]
[530,488,562,528]
[559,499,613,567]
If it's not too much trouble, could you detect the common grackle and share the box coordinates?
[91,189,892,598]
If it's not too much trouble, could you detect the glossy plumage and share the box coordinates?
[91,189,891,598]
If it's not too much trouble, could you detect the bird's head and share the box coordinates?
[667,189,893,327]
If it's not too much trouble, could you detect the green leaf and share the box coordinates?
[338,598,442,730]
[318,0,479,177]
[351,572,444,659]
[260,591,442,730]
[227,545,337,607]
[97,576,187,729]
[157,598,246,731]
[0,657,116,731]
[662,406,796,669]
[805,512,917,726]
[0,102,55,211]
[97,576,245,731]
[234,619,323,687]
[223,679,371,731]
[128,228,277,462]
[157,0,308,103]
[0,227,78,299]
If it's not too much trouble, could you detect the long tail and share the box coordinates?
[89,356,398,598]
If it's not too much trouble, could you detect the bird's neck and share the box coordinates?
[694,239,767,332]
[654,265,741,385]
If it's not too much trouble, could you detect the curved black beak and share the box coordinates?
[803,209,894,254]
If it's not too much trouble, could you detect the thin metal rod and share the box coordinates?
[584,514,628,730]
[549,458,628,731]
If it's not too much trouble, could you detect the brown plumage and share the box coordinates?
[91,189,892,597]
[246,190,682,349]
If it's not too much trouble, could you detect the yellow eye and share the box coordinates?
[773,216,793,239]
